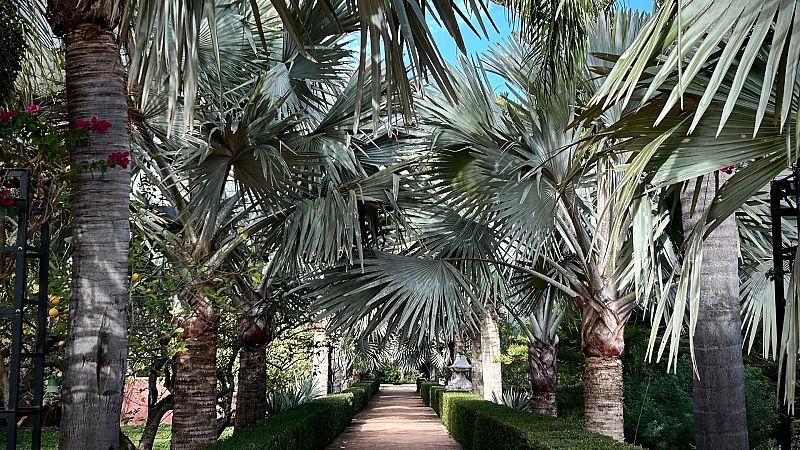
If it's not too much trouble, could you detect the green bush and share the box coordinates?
[212,393,354,450]
[624,355,777,449]
[441,392,484,450]
[420,381,439,406]
[342,386,369,412]
[434,391,637,450]
[430,385,446,416]
[744,366,778,448]
[212,393,355,450]
[352,379,380,398]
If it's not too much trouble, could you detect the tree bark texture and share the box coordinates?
[470,333,483,397]
[579,293,625,441]
[55,18,131,450]
[479,304,502,402]
[528,338,557,416]
[682,174,749,450]
[171,295,218,450]
[583,356,624,441]
[234,310,271,431]
[312,324,330,398]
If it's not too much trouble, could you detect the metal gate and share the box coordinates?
[770,168,798,450]
[0,169,49,450]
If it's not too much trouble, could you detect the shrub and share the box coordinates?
[434,391,637,450]
[342,385,369,411]
[441,392,484,450]
[430,385,446,415]
[213,392,355,450]
[265,377,320,416]
[744,366,778,449]
[362,380,378,395]
[352,379,380,398]
[420,381,439,406]
[624,355,777,449]
[493,388,534,412]
[315,394,355,440]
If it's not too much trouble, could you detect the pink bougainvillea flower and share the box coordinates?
[0,110,18,123]
[24,104,41,112]
[0,189,13,207]
[720,164,737,174]
[107,151,130,169]
[90,116,112,133]
[75,119,91,129]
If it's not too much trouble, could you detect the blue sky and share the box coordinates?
[429,0,655,87]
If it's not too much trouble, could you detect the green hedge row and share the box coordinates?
[342,379,380,411]
[430,385,446,416]
[426,390,638,450]
[213,379,380,450]
[213,393,354,450]
[351,379,380,397]
[419,380,440,406]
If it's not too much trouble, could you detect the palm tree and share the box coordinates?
[681,173,749,448]
[589,10,800,444]
[44,2,131,449]
[232,275,272,431]
[312,10,655,441]
[510,286,566,416]
[472,299,502,401]
[14,0,612,447]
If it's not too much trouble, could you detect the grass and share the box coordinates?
[1,425,173,449]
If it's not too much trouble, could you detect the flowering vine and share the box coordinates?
[75,116,112,133]
[107,152,130,169]
[0,188,13,207]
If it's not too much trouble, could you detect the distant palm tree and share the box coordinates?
[510,286,565,416]
[313,10,660,441]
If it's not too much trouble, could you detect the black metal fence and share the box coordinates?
[0,169,49,450]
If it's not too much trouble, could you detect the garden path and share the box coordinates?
[327,384,462,450]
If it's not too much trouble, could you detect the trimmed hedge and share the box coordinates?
[342,385,369,411]
[430,385,446,416]
[351,379,380,398]
[214,379,380,450]
[420,380,440,406]
[430,391,638,450]
[213,393,354,450]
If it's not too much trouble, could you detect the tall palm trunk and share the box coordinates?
[479,303,502,402]
[681,174,749,449]
[527,338,557,416]
[470,332,484,397]
[580,157,625,441]
[50,3,131,448]
[312,324,330,397]
[234,301,271,431]
[580,294,625,441]
[171,291,218,450]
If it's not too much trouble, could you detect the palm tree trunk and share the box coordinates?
[681,174,749,449]
[171,294,218,450]
[234,310,270,431]
[312,323,330,397]
[470,333,484,397]
[53,8,131,449]
[479,304,502,402]
[580,294,625,441]
[527,338,557,416]
[580,156,626,441]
